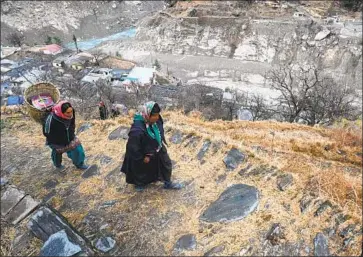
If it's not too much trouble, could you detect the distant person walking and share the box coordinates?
[43,100,89,170]
[99,101,108,120]
[121,101,184,191]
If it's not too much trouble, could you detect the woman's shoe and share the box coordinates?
[135,185,145,192]
[55,165,65,170]
[163,181,184,190]
[77,164,89,170]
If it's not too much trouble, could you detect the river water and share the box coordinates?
[64,28,136,51]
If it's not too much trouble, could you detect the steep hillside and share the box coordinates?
[0,1,164,45]
[1,111,362,256]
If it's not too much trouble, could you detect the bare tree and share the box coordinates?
[245,93,273,121]
[91,49,105,66]
[6,32,25,47]
[301,78,360,125]
[266,65,321,123]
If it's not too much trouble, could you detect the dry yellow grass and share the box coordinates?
[1,111,362,256]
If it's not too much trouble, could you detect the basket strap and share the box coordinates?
[44,113,53,134]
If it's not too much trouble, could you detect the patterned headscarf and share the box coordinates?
[53,100,73,120]
[134,101,162,147]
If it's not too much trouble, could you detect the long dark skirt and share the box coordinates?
[121,147,172,186]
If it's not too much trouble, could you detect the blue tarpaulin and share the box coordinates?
[7,95,24,106]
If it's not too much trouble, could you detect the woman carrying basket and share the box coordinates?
[43,100,89,170]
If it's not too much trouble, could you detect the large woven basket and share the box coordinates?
[24,82,60,124]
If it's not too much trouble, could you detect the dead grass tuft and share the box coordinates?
[311,168,362,216]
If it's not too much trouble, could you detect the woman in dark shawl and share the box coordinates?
[121,101,183,191]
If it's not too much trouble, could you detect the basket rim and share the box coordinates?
[24,81,60,109]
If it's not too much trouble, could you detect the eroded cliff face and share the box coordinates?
[133,13,362,89]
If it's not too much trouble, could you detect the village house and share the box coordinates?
[81,68,112,83]
[125,66,156,85]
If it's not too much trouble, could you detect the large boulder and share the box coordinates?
[200,184,259,223]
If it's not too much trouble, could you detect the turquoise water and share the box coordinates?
[64,28,136,51]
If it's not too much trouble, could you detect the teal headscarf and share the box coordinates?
[134,101,162,148]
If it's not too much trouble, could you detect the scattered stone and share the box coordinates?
[200,184,259,223]
[300,195,313,214]
[5,195,39,225]
[216,174,226,184]
[313,233,329,256]
[174,234,197,252]
[314,30,331,41]
[76,123,92,134]
[108,126,129,140]
[242,24,248,30]
[238,163,252,176]
[187,8,197,17]
[81,165,99,179]
[204,245,225,256]
[211,141,225,154]
[342,237,353,249]
[171,160,177,168]
[99,200,118,209]
[336,149,347,155]
[112,3,117,9]
[307,40,316,46]
[1,186,25,216]
[302,34,309,40]
[44,179,59,190]
[335,213,351,226]
[95,236,116,253]
[277,173,293,191]
[170,130,183,144]
[43,190,57,203]
[39,230,82,256]
[314,200,332,217]
[197,141,211,161]
[1,177,9,188]
[339,224,356,238]
[223,148,246,170]
[266,223,285,246]
[98,155,113,166]
[323,227,336,238]
[184,135,200,147]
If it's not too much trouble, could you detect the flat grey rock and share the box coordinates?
[108,126,129,140]
[95,236,116,253]
[223,148,246,170]
[98,155,113,166]
[300,195,313,214]
[28,206,94,256]
[76,123,92,135]
[174,234,196,252]
[197,141,211,161]
[40,230,82,256]
[1,186,25,216]
[204,245,225,256]
[170,130,183,144]
[1,177,9,188]
[200,184,259,223]
[81,165,99,179]
[314,233,329,256]
[44,179,59,190]
[314,200,332,217]
[314,30,330,41]
[266,223,285,246]
[6,195,39,225]
[277,173,293,191]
